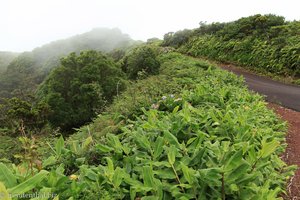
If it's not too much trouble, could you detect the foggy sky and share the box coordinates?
[0,0,299,52]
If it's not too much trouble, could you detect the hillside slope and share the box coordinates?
[0,51,19,73]
[164,14,300,81]
[0,28,136,99]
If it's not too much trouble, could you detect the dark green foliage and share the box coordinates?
[195,21,226,35]
[122,45,160,79]
[214,14,285,40]
[0,135,21,162]
[107,49,126,62]
[37,50,125,132]
[0,97,50,134]
[162,29,193,47]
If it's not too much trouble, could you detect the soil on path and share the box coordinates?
[267,103,300,199]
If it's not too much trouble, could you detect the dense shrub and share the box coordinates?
[37,50,125,132]
[121,45,160,79]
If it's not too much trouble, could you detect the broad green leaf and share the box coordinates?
[82,136,93,149]
[42,156,57,168]
[167,146,177,165]
[135,131,151,151]
[260,140,280,158]
[226,162,250,184]
[153,137,164,159]
[95,143,113,153]
[8,170,49,195]
[199,168,222,186]
[107,134,123,153]
[0,163,17,188]
[70,140,80,154]
[224,150,243,171]
[106,157,115,174]
[143,166,155,188]
[164,131,180,148]
[0,182,11,200]
[189,148,206,167]
[172,106,180,113]
[152,161,171,168]
[113,167,124,187]
[186,137,197,145]
[130,187,136,200]
[180,162,193,184]
[155,169,176,179]
[55,136,64,157]
[84,169,98,181]
[154,179,163,199]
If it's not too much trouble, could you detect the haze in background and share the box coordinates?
[0,0,299,52]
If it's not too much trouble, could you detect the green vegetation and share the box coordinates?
[165,14,300,80]
[37,50,125,132]
[121,45,160,79]
[0,51,19,73]
[0,14,298,199]
[162,29,193,48]
[0,28,135,99]
[0,52,295,199]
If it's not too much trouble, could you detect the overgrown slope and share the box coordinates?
[165,14,300,81]
[0,52,294,199]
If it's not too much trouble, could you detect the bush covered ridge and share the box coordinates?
[0,52,295,199]
[164,14,300,79]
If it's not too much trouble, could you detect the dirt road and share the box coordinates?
[220,65,300,111]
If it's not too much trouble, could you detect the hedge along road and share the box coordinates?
[220,65,300,111]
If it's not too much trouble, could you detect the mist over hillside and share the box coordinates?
[0,28,137,99]
[31,28,135,67]
[0,51,20,73]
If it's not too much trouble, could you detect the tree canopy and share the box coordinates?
[37,50,125,131]
[121,45,160,79]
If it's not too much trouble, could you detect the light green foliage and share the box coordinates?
[0,182,10,200]
[176,14,300,78]
[0,52,295,199]
[37,50,125,132]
